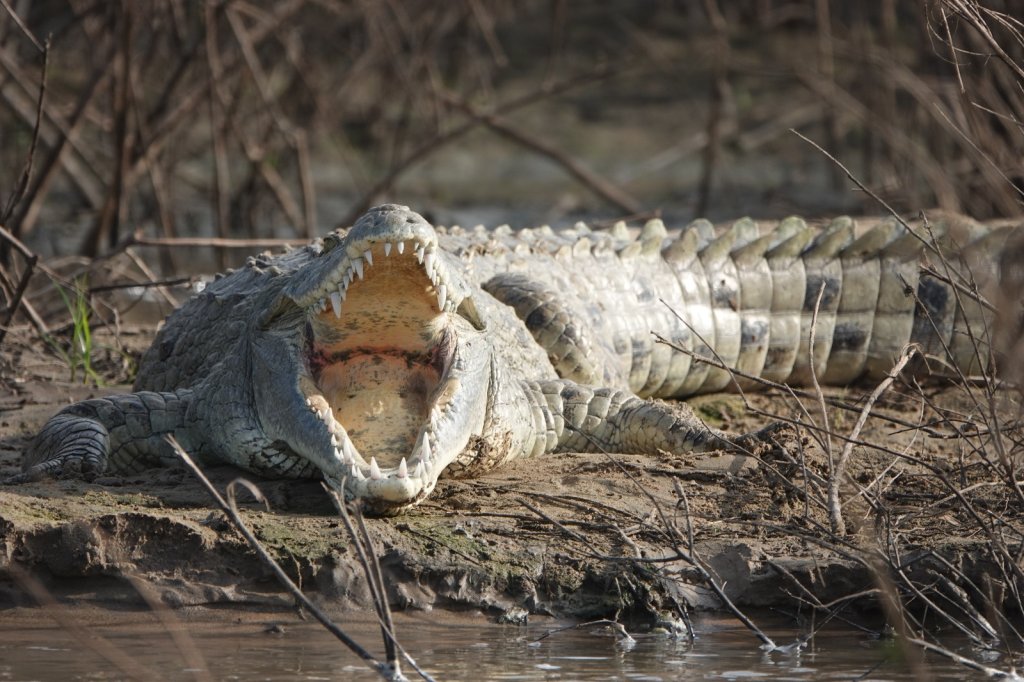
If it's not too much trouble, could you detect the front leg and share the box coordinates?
[10,390,196,482]
[526,379,778,456]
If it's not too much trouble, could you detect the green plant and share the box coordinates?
[48,277,102,386]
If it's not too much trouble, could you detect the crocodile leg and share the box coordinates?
[12,391,197,482]
[524,379,775,457]
[483,273,621,387]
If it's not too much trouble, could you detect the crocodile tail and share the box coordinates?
[661,213,1018,396]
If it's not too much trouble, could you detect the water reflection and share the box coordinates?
[0,609,1006,680]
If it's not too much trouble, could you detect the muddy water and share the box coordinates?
[0,609,1001,680]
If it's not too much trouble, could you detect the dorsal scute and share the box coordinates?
[663,226,702,264]
[732,218,792,267]
[802,216,855,260]
[572,236,593,257]
[731,217,759,248]
[617,241,643,260]
[640,218,668,255]
[610,220,631,241]
[773,216,809,247]
[840,218,900,259]
[880,222,929,261]
[699,220,745,265]
[766,221,814,261]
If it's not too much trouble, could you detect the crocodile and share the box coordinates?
[14,204,1016,513]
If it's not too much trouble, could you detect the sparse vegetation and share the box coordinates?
[0,1,1022,680]
[48,277,101,385]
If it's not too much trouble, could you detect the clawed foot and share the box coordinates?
[4,455,102,485]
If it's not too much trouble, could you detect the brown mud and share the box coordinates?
[0,325,1019,625]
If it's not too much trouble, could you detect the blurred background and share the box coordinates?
[0,0,1021,296]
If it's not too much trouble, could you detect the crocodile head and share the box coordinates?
[274,204,492,513]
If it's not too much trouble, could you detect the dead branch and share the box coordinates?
[167,436,403,681]
[7,565,155,680]
[828,347,915,536]
[438,89,642,216]
[128,233,306,249]
[1,37,48,225]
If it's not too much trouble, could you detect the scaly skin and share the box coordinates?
[12,205,1015,513]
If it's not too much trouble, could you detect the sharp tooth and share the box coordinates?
[437,284,447,310]
[338,285,346,302]
[369,457,382,480]
[320,406,332,422]
[364,249,373,267]
[413,461,424,479]
[397,240,406,255]
[353,258,364,280]
[397,458,408,478]
[424,249,435,273]
[416,245,425,264]
[330,291,342,318]
[352,466,365,481]
[421,438,432,466]
[384,242,392,257]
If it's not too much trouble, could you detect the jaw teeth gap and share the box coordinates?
[310,237,456,317]
[304,235,459,487]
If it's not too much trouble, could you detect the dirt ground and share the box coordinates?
[1,323,1021,627]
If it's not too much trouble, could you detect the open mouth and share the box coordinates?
[300,232,470,497]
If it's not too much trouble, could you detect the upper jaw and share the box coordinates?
[286,204,474,319]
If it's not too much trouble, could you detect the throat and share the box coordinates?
[315,353,439,465]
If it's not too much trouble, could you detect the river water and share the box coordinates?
[0,608,1008,680]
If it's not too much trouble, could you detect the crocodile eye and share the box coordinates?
[322,232,342,255]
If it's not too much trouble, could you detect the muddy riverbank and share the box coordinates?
[1,325,1018,626]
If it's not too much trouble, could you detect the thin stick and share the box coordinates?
[808,281,833,484]
[0,248,36,345]
[563,423,778,650]
[339,65,615,227]
[7,565,154,680]
[1,37,48,224]
[828,347,915,536]
[439,90,641,215]
[0,0,43,52]
[124,574,213,682]
[696,0,729,216]
[326,489,437,682]
[128,233,306,249]
[166,436,397,680]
